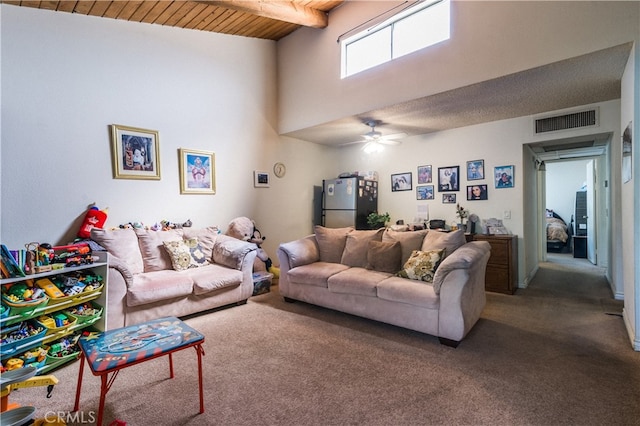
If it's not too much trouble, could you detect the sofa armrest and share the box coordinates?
[105,253,134,330]
[277,235,319,295]
[212,234,257,270]
[435,241,491,342]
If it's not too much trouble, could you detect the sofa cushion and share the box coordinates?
[328,267,390,297]
[366,241,402,273]
[377,276,440,309]
[340,229,383,267]
[135,229,184,272]
[163,238,210,271]
[213,235,255,270]
[314,226,354,263]
[421,229,466,256]
[279,237,320,268]
[184,264,243,295]
[91,228,144,274]
[182,226,219,262]
[127,270,194,307]
[397,249,445,282]
[287,262,350,288]
[382,229,429,265]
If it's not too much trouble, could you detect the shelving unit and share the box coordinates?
[1,251,108,374]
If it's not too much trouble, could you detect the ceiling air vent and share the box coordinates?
[534,109,598,134]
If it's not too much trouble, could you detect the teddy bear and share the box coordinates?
[226,216,275,274]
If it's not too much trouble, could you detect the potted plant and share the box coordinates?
[367,212,390,229]
[455,203,469,231]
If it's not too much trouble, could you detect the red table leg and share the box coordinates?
[73,351,85,412]
[169,353,174,379]
[196,344,205,414]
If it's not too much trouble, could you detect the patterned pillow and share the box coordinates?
[163,238,210,271]
[396,249,445,282]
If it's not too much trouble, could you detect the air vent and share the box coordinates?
[535,109,598,134]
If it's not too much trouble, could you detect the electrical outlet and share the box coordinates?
[503,210,511,219]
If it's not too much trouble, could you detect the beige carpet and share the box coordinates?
[7,259,640,426]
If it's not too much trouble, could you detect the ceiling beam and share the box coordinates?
[195,1,328,28]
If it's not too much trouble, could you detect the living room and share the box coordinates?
[1,0,638,349]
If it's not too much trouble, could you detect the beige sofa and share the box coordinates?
[277,227,491,347]
[91,227,257,330]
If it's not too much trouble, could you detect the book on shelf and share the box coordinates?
[1,244,26,278]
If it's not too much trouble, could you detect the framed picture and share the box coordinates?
[391,172,412,192]
[442,193,456,204]
[438,166,459,192]
[178,148,215,194]
[110,124,160,180]
[417,165,432,184]
[466,160,484,180]
[495,165,515,188]
[467,184,488,200]
[622,121,632,184]
[416,185,434,200]
[254,170,270,188]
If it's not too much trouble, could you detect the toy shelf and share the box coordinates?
[1,251,108,373]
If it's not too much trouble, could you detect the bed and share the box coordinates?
[546,209,573,252]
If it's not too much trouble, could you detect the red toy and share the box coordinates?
[78,206,108,239]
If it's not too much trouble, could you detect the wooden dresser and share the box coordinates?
[466,234,518,294]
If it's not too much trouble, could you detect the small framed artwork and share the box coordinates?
[466,160,484,180]
[438,166,459,192]
[442,193,456,204]
[467,184,488,200]
[254,170,270,188]
[391,172,412,192]
[622,121,632,184]
[110,124,160,180]
[417,165,432,184]
[178,148,215,194]
[416,185,434,200]
[495,165,515,188]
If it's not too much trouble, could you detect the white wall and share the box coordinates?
[0,5,330,259]
[278,1,640,133]
[546,159,590,227]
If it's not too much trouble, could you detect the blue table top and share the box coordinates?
[79,317,204,372]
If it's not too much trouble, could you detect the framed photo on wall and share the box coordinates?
[622,121,632,183]
[495,165,515,188]
[438,166,459,192]
[416,185,434,200]
[178,148,215,194]
[466,160,484,180]
[442,193,456,204]
[417,165,432,184]
[110,124,160,180]
[467,184,488,200]
[254,170,270,188]
[391,172,412,192]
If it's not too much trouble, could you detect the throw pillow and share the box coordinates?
[135,228,184,272]
[421,229,466,258]
[396,249,445,282]
[314,225,354,263]
[366,240,402,273]
[90,228,144,274]
[341,229,384,267]
[382,229,429,265]
[163,238,210,271]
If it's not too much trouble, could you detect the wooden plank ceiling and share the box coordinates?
[3,1,345,40]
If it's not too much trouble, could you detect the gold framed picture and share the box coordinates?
[178,148,216,194]
[110,124,161,180]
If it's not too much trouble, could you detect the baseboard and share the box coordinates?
[622,308,640,351]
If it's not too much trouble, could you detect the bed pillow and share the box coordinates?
[366,241,402,273]
[397,249,445,282]
[163,238,210,271]
[314,226,354,263]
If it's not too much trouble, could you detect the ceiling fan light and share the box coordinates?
[363,141,384,154]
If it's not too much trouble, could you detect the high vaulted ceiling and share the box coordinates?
[3,0,344,41]
[5,1,633,151]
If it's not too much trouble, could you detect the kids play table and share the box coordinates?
[73,316,205,426]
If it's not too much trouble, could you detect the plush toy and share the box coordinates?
[226,216,277,274]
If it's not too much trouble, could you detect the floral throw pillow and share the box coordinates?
[163,238,210,271]
[396,249,445,282]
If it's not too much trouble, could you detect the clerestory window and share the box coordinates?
[341,0,450,78]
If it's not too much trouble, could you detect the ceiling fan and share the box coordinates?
[344,120,407,153]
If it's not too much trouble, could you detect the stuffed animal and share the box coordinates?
[226,216,276,274]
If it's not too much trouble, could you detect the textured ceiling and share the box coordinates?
[283,42,633,147]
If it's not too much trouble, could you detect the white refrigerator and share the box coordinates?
[322,177,378,229]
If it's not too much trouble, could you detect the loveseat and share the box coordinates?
[277,227,491,346]
[91,227,257,330]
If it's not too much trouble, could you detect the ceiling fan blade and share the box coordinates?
[379,132,407,140]
[379,139,402,146]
